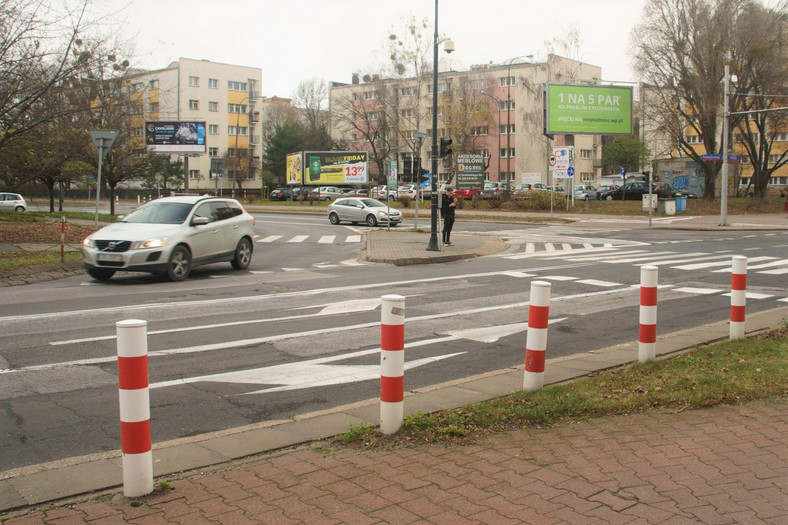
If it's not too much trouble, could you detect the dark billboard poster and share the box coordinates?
[145,121,206,153]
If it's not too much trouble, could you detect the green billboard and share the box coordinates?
[545,84,633,135]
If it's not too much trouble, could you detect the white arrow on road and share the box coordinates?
[148,319,565,396]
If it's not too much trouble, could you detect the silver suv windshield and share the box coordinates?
[122,202,193,224]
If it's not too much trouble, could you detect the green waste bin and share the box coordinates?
[676,196,687,212]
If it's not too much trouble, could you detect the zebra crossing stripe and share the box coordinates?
[346,235,362,243]
[713,260,788,272]
[318,236,335,244]
[258,235,283,243]
[287,235,309,243]
[672,256,776,271]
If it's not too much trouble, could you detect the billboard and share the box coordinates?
[145,121,206,153]
[456,153,485,190]
[287,151,368,185]
[545,84,632,135]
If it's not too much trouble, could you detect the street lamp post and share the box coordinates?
[427,0,449,251]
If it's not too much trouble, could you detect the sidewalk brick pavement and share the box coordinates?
[3,399,786,524]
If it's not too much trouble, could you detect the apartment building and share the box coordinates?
[328,55,604,188]
[127,58,263,193]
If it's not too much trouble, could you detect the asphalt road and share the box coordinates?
[1,217,786,473]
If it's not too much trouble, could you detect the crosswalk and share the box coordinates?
[503,246,788,276]
[256,234,362,244]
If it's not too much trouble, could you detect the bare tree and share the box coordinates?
[729,1,788,198]
[632,0,764,200]
[292,78,329,129]
[0,0,104,157]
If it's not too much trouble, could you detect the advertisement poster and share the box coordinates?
[145,121,206,153]
[286,152,303,184]
[301,151,368,184]
[456,153,485,190]
[545,85,632,135]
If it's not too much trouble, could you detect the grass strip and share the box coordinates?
[335,329,787,447]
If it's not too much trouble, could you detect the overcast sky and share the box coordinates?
[92,0,650,98]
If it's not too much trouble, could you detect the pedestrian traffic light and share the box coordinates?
[439,137,453,158]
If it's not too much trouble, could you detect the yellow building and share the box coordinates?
[126,58,263,194]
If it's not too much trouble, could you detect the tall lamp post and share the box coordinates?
[427,0,454,251]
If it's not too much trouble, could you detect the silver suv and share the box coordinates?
[82,195,255,281]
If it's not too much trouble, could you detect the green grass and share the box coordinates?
[334,329,788,448]
[0,251,82,272]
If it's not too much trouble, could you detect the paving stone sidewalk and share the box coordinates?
[3,399,786,524]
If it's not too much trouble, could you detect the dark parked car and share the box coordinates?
[601,182,652,200]
[269,188,291,201]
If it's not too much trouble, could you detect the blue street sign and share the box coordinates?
[567,166,575,176]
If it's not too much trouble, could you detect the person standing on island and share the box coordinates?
[441,186,458,246]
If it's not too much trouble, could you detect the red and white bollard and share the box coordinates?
[524,281,551,391]
[380,295,405,435]
[639,266,658,362]
[730,256,747,340]
[117,319,153,497]
[60,216,66,263]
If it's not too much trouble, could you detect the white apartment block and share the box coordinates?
[127,58,263,193]
[329,55,604,188]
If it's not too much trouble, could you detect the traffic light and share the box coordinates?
[439,137,453,158]
[403,158,412,180]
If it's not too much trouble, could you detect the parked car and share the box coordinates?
[371,185,386,198]
[269,188,293,201]
[353,189,370,196]
[531,183,551,192]
[571,185,598,201]
[378,186,403,199]
[513,183,532,193]
[327,197,402,226]
[404,183,432,200]
[457,188,482,199]
[601,182,652,200]
[596,184,619,199]
[482,181,506,199]
[308,186,343,201]
[82,195,255,282]
[0,192,27,212]
[652,181,694,198]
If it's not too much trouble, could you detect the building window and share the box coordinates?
[685,135,702,144]
[189,169,199,180]
[209,101,218,112]
[499,124,515,134]
[498,100,515,111]
[209,147,218,157]
[363,90,378,100]
[581,172,594,182]
[401,86,417,96]
[580,149,592,159]
[149,79,159,90]
[471,126,489,136]
[428,83,447,94]
[209,124,219,134]
[209,78,218,89]
[189,76,199,87]
[400,109,414,118]
[228,126,247,136]
[188,99,199,110]
[228,80,248,91]
[365,111,380,121]
[131,127,143,137]
[148,102,159,113]
[479,149,490,158]
[131,82,144,92]
[499,76,515,87]
[228,103,248,113]
[500,148,515,158]
[130,104,142,115]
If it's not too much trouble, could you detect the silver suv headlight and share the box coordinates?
[135,237,169,250]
